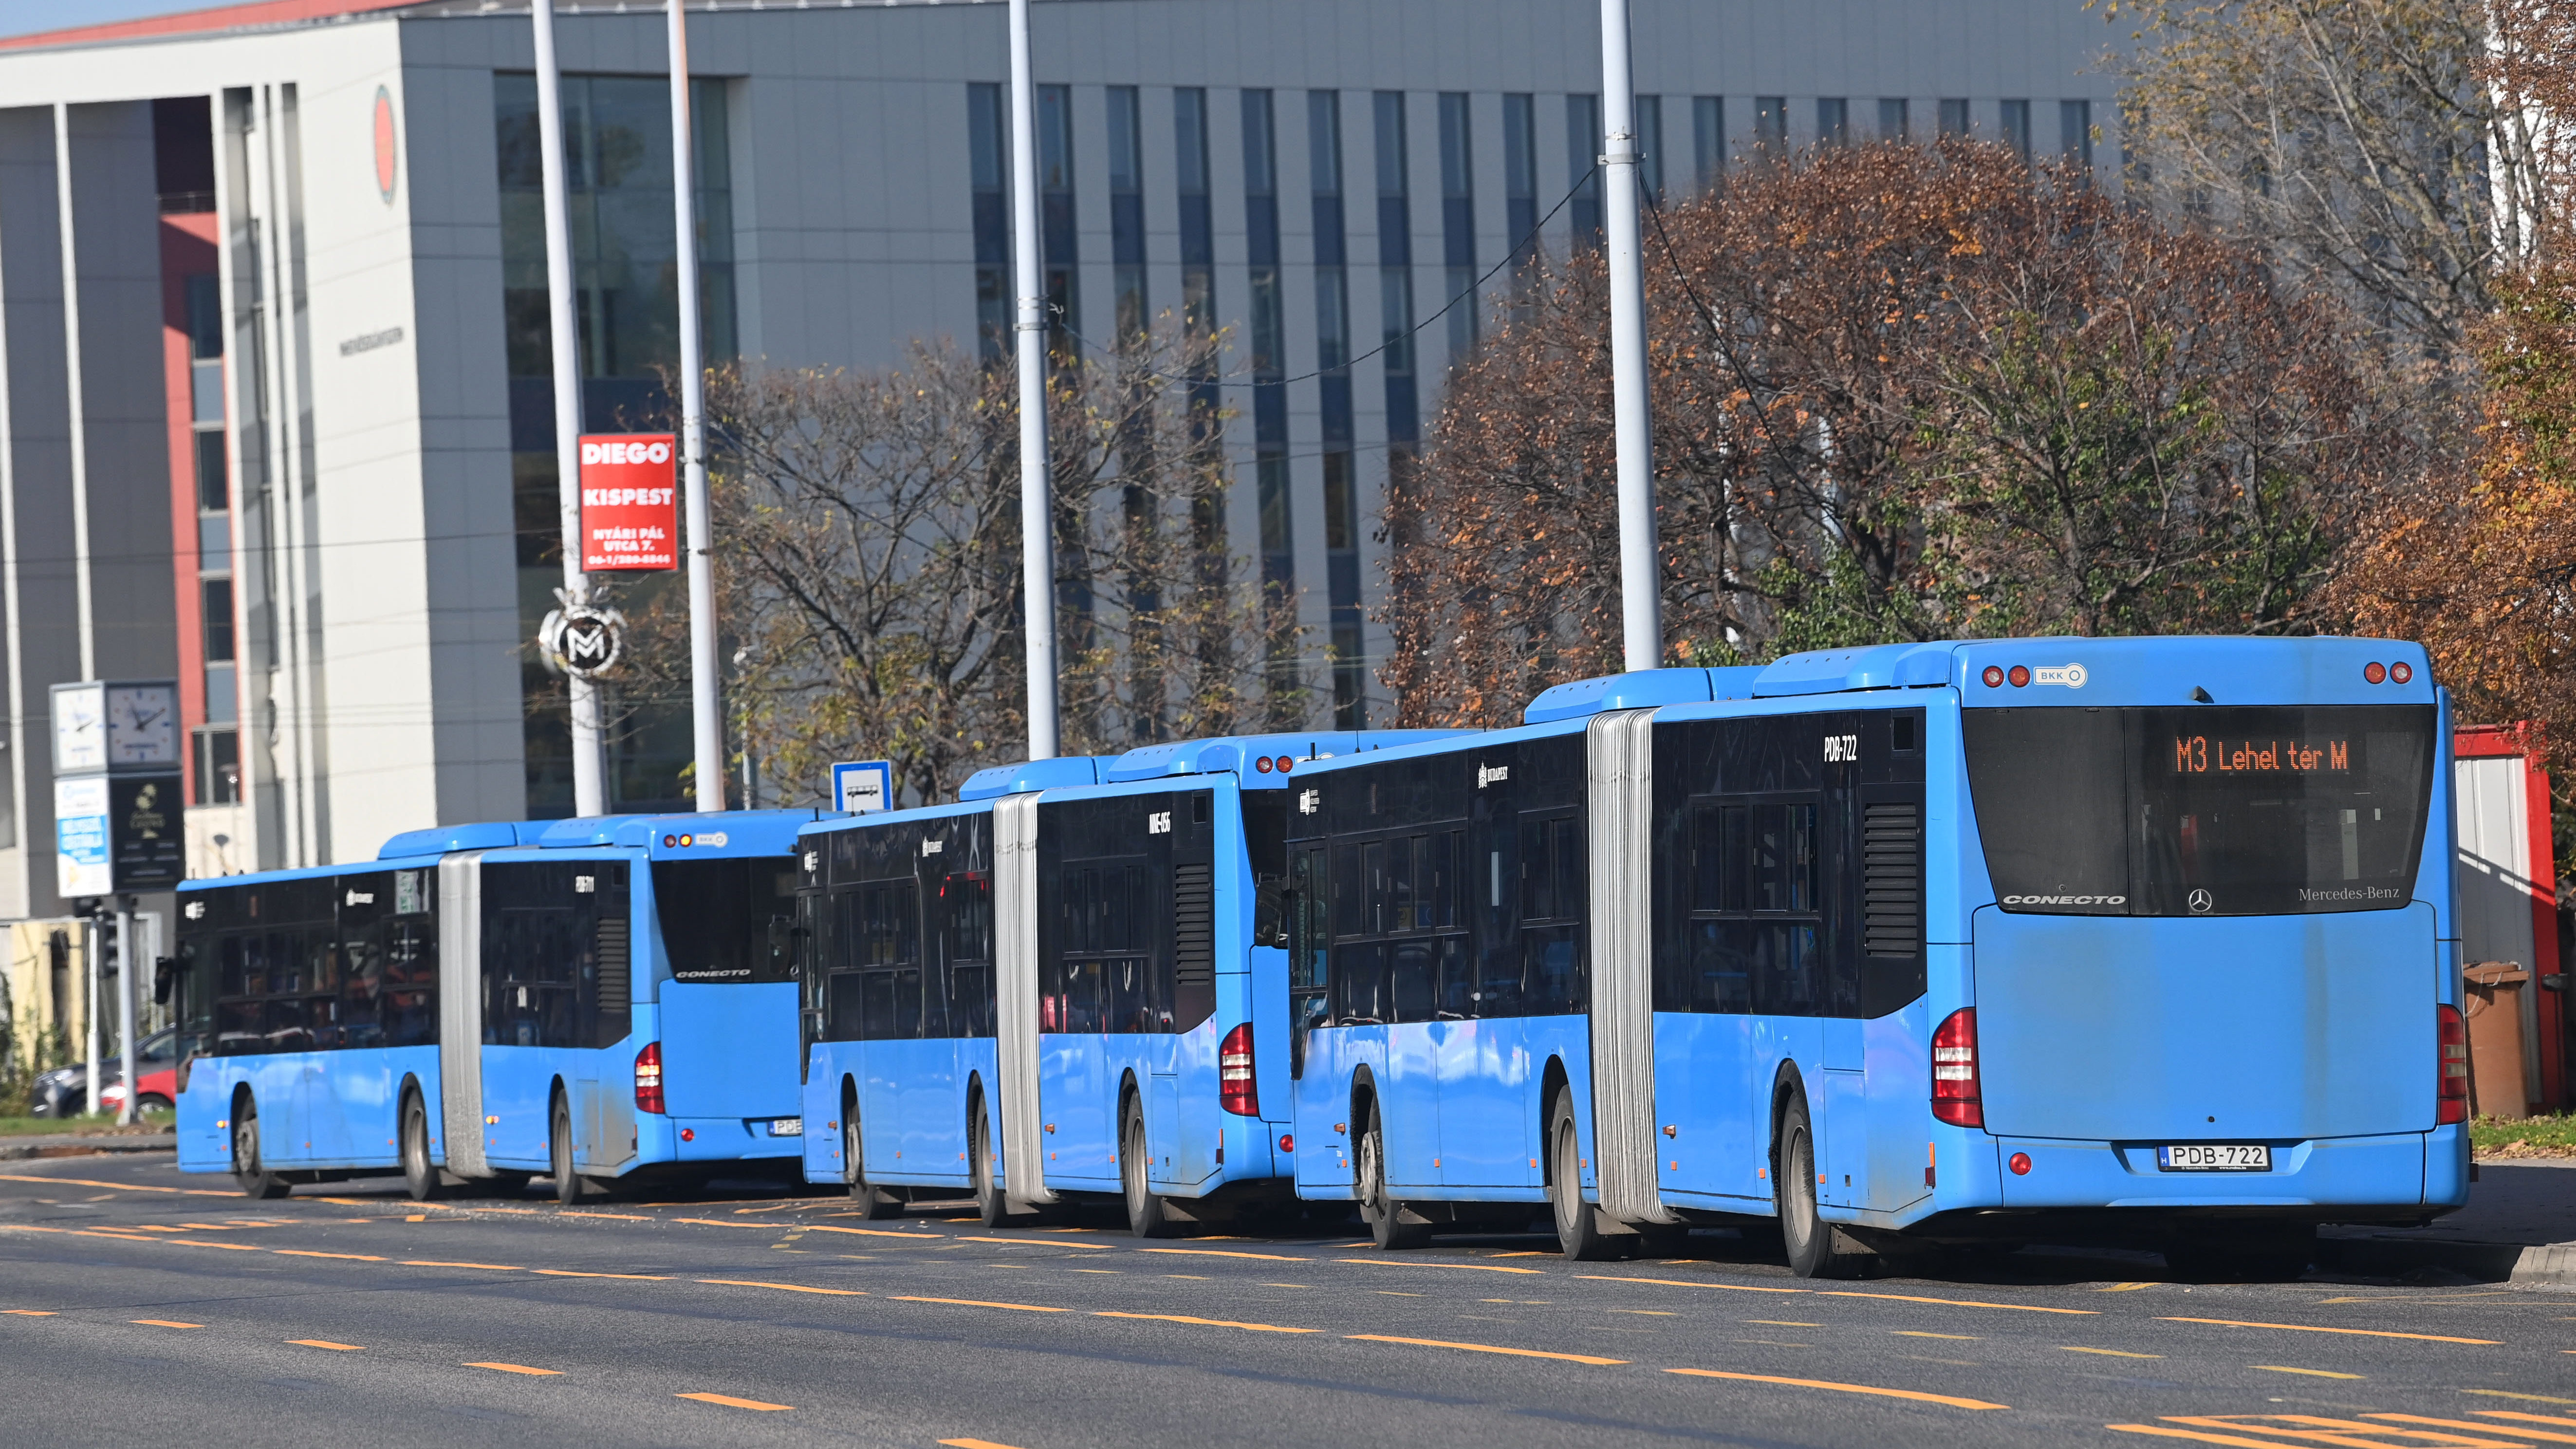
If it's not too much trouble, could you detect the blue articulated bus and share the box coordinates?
[1282,636,2464,1277]
[172,810,828,1202]
[796,732,1461,1233]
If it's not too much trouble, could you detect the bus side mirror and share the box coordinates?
[153,955,182,1006]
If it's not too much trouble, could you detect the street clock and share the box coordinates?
[105,683,178,766]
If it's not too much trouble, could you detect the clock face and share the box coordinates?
[53,683,104,772]
[105,685,177,765]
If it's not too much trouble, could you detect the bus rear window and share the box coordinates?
[1963,705,2434,917]
[654,857,799,982]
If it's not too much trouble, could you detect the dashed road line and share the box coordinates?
[288,1339,364,1351]
[1338,1258,1542,1275]
[698,1279,866,1297]
[2159,1316,2500,1345]
[532,1269,670,1280]
[2063,1346,2163,1359]
[2251,1365,2365,1379]
[891,1296,1069,1313]
[940,1438,1031,1449]
[400,1260,525,1271]
[1665,1366,2006,1411]
[1094,1311,1315,1334]
[1142,1247,1312,1263]
[1348,1333,1625,1366]
[464,1362,561,1375]
[274,1250,388,1262]
[131,1319,202,1329]
[677,1391,792,1411]
[4,1309,57,1316]
[0,1173,232,1197]
[2371,1412,2576,1444]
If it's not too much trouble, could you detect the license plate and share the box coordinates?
[2156,1143,2269,1171]
[768,1117,804,1138]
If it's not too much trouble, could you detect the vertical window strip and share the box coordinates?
[2001,98,2031,160]
[1310,89,1363,727]
[1567,93,1602,246]
[1878,97,1909,140]
[1634,93,1663,205]
[1107,85,1146,346]
[1038,82,1080,346]
[1693,95,1723,194]
[2060,98,2094,175]
[1437,92,1476,363]
[968,82,1008,359]
[1939,97,1971,136]
[1241,89,1293,599]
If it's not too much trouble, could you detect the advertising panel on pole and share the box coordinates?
[110,775,185,891]
[54,776,110,899]
[832,760,892,814]
[578,433,679,571]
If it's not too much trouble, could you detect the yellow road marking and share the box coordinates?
[697,1279,865,1297]
[1069,1268,1118,1275]
[891,1296,1068,1313]
[2109,1424,2320,1448]
[1819,1290,2096,1315]
[0,1173,232,1197]
[406,1215,426,1223]
[1490,1250,1553,1257]
[1094,1311,1315,1333]
[129,1225,187,1232]
[1745,1320,1823,1327]
[557,1211,649,1222]
[1666,1366,2005,1411]
[731,1203,809,1214]
[288,1339,364,1351]
[1610,1309,1676,1317]
[2253,1365,2365,1379]
[169,1239,262,1251]
[961,1235,1110,1249]
[1349,1333,1625,1365]
[801,1225,945,1239]
[2372,1412,2576,1444]
[465,1362,561,1376]
[180,1222,257,1230]
[1338,1257,1542,1274]
[531,1269,670,1280]
[1891,1331,1979,1340]
[2468,1396,2576,1409]
[4,1310,57,1316]
[274,1250,389,1262]
[940,1439,1031,1449]
[1141,1247,1310,1262]
[74,1231,163,1242]
[672,1218,771,1230]
[2099,1282,2158,1292]
[131,1319,202,1329]
[2138,1415,2519,1449]
[2063,1346,2163,1358]
[677,1392,792,1411]
[400,1260,524,1271]
[1577,1274,1803,1295]
[2160,1316,2500,1345]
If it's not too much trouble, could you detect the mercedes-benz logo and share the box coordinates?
[2187,888,2214,913]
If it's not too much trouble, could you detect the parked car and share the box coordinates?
[31,1028,179,1118]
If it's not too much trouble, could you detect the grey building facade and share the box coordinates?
[0,0,2121,909]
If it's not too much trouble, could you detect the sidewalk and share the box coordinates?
[0,1132,176,1162]
[2321,1158,2576,1286]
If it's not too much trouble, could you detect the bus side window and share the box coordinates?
[1289,846,1329,1076]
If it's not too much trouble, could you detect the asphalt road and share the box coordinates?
[2,1154,2569,1449]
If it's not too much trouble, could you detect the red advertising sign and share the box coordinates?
[578,433,678,571]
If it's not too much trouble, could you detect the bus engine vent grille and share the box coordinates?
[1173,862,1214,987]
[596,917,632,1014]
[1862,801,1921,957]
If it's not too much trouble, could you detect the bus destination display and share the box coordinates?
[2171,735,2350,775]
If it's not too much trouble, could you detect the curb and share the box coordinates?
[0,1136,177,1162]
[2319,1232,2576,1287]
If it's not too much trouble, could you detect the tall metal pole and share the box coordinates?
[82,917,99,1119]
[667,0,725,812]
[115,900,134,1125]
[534,0,606,816]
[1009,0,1059,761]
[1598,0,1662,673]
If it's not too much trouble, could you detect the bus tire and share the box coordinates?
[1548,1091,1617,1262]
[551,1092,586,1206]
[971,1101,1010,1228]
[1775,1094,1861,1279]
[400,1089,440,1203]
[232,1099,288,1200]
[1120,1095,1178,1239]
[1357,1101,1427,1250]
[845,1110,903,1219]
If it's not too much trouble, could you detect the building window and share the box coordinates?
[1567,93,1602,246]
[1107,86,1146,346]
[194,429,228,513]
[1503,93,1538,287]
[1755,96,1787,158]
[1817,97,1848,147]
[1176,88,1214,345]
[1878,98,1909,141]
[1039,82,1080,352]
[1939,98,1971,137]
[2001,98,2031,160]
[1374,91,1416,446]
[1634,94,1664,204]
[968,82,1009,359]
[1693,96,1724,193]
[1311,90,1364,728]
[193,728,240,806]
[2060,99,2094,174]
[1242,89,1292,602]
[202,578,234,663]
[1437,92,1476,364]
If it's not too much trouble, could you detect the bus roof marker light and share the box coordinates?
[1982,667,2004,688]
[2007,666,2030,688]
[2391,662,2413,684]
[1276,756,1295,773]
[1254,756,1273,773]
[2364,662,2387,685]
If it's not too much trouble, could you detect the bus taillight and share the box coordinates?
[1218,1022,1259,1116]
[635,1041,666,1115]
[1931,1008,1983,1128]
[2436,1004,2468,1124]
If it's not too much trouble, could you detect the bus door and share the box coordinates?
[925,836,995,1182]
[1040,853,1132,1189]
[479,857,629,1170]
[1285,842,1348,1193]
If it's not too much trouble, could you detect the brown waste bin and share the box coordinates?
[2464,961,2533,1119]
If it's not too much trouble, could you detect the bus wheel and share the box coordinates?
[1547,1092,1616,1261]
[1775,1095,1861,1279]
[845,1113,903,1219]
[1120,1096,1178,1239]
[1356,1102,1427,1250]
[400,1090,440,1203]
[971,1103,1008,1228]
[232,1102,288,1200]
[550,1093,586,1206]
